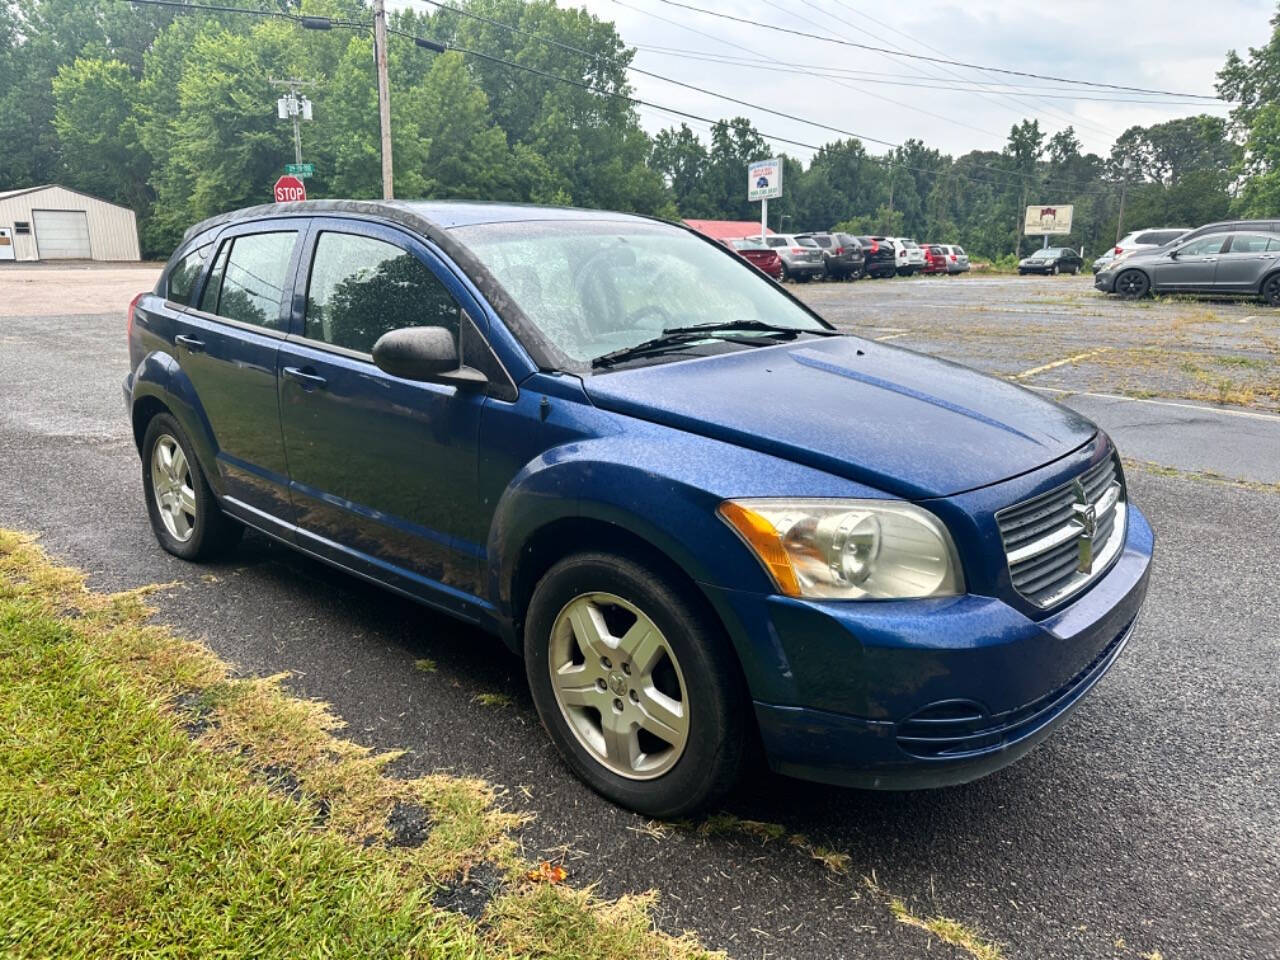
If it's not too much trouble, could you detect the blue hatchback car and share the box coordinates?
[125,200,1153,817]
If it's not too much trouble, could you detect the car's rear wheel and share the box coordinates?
[524,552,747,818]
[141,413,242,561]
[1263,272,1280,307]
[1115,269,1150,300]
[779,263,791,282]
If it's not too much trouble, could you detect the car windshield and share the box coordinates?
[1033,249,1060,258]
[796,237,819,248]
[454,219,828,371]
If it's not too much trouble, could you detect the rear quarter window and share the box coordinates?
[166,244,212,305]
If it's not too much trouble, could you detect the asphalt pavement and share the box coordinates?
[2,273,1277,959]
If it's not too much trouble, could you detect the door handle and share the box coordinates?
[174,334,205,353]
[282,366,327,390]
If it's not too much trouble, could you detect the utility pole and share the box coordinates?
[1115,163,1130,244]
[271,78,315,166]
[373,0,394,199]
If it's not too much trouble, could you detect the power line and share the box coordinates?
[631,48,1225,104]
[647,0,1224,101]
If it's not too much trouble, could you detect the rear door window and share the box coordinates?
[199,231,297,330]
[304,232,460,355]
[1226,234,1273,254]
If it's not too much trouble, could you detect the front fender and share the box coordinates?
[130,351,223,496]
[485,423,887,704]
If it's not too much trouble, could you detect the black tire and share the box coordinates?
[1115,268,1150,300]
[1263,272,1280,307]
[1051,264,1060,276]
[524,551,747,818]
[779,263,791,283]
[141,413,242,561]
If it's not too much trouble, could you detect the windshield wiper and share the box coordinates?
[591,321,838,369]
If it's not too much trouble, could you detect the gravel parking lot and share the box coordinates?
[2,265,1277,959]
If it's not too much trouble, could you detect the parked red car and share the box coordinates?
[723,238,783,279]
[922,244,949,274]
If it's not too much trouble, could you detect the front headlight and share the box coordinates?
[718,499,964,600]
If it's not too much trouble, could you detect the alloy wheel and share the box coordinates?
[1265,274,1280,307]
[150,434,197,542]
[548,592,689,779]
[1116,270,1149,299]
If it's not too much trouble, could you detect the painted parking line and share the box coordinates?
[1028,385,1280,424]
[1013,348,1111,380]
[874,332,911,342]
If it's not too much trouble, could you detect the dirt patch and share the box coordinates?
[0,263,163,317]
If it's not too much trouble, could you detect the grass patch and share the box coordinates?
[414,657,438,673]
[865,878,1005,960]
[1123,457,1280,495]
[473,692,513,708]
[0,530,718,960]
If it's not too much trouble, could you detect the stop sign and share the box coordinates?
[273,175,307,203]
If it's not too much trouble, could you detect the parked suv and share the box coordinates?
[856,236,897,278]
[799,231,865,280]
[1096,231,1280,303]
[751,233,825,281]
[938,244,971,274]
[126,199,1153,817]
[1113,228,1190,262]
[888,237,925,276]
[1171,219,1280,247]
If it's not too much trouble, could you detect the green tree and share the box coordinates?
[52,58,149,211]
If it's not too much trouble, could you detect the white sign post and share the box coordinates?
[748,158,783,238]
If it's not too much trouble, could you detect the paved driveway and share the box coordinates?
[2,270,1276,959]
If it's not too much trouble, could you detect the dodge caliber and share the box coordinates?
[125,201,1154,817]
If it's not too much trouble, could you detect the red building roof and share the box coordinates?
[682,219,774,240]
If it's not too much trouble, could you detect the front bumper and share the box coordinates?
[1094,272,1117,291]
[704,504,1154,789]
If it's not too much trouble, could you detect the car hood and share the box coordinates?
[582,336,1097,499]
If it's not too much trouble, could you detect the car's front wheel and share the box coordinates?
[1263,272,1280,307]
[1115,268,1150,299]
[141,413,242,561]
[1051,264,1060,275]
[524,551,747,817]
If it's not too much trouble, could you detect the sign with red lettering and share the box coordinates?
[273,175,307,203]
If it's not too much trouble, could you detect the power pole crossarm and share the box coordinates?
[373,0,394,200]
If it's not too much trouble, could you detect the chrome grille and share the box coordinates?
[996,456,1126,609]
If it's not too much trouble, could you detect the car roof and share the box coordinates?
[179,198,653,245]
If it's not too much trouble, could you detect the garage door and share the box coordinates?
[33,209,92,259]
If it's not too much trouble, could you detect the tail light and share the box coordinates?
[1114,246,1123,254]
[791,247,802,253]
[950,254,957,261]
[870,241,879,253]
[127,291,144,340]
[834,246,843,254]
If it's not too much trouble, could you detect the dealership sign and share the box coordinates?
[1024,204,1074,235]
[748,158,783,201]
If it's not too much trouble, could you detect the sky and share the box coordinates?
[401,0,1278,164]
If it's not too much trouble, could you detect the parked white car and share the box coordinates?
[887,237,926,276]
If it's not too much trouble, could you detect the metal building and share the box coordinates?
[0,185,141,262]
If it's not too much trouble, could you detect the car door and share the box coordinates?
[1151,235,1227,291]
[1215,234,1280,291]
[276,218,490,605]
[174,222,305,527]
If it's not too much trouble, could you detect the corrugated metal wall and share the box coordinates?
[0,186,141,261]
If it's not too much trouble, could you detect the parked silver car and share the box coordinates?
[937,244,970,274]
[750,234,825,282]
[1095,231,1280,303]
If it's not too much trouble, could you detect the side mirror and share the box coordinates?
[371,326,487,390]
[1168,248,1180,259]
